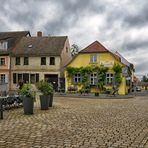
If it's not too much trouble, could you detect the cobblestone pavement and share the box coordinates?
[0,96,148,148]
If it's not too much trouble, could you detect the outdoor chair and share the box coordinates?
[106,88,119,96]
[68,86,77,93]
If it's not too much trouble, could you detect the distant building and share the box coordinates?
[114,51,135,93]
[0,31,30,92]
[65,41,135,95]
[11,32,72,91]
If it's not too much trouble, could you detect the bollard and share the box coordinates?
[0,98,3,120]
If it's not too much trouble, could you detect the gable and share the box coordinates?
[80,41,109,53]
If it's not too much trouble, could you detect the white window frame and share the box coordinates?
[106,73,113,84]
[0,58,5,65]
[73,73,81,83]
[90,73,97,85]
[0,74,5,83]
[0,41,8,50]
[90,54,97,63]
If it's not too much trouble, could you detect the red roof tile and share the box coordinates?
[80,41,109,53]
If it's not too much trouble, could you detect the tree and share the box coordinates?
[142,75,148,82]
[71,44,79,56]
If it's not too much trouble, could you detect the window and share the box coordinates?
[18,74,23,82]
[41,57,46,65]
[16,57,20,65]
[13,73,39,84]
[13,73,16,84]
[30,74,39,83]
[90,54,97,63]
[30,74,35,83]
[73,73,81,83]
[0,58,5,65]
[50,57,55,65]
[23,73,29,83]
[106,74,113,84]
[90,73,97,85]
[0,41,8,50]
[0,74,5,83]
[24,57,29,65]
[36,74,39,82]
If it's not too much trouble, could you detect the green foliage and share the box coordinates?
[19,84,33,97]
[66,65,109,92]
[36,80,53,95]
[66,67,79,78]
[142,75,148,82]
[112,63,122,73]
[79,66,92,87]
[112,63,122,86]
[96,66,108,92]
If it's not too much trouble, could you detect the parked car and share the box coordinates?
[136,87,141,92]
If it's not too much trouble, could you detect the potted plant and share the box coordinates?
[36,80,53,110]
[19,84,34,115]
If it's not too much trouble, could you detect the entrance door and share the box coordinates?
[44,74,58,91]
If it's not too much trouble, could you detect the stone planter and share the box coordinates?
[22,96,34,115]
[49,93,53,107]
[40,95,49,110]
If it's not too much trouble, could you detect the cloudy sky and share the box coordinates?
[0,0,148,77]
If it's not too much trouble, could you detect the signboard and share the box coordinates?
[100,61,114,67]
[122,67,128,77]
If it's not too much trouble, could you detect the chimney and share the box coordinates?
[37,31,42,37]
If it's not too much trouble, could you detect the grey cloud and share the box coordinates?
[0,0,148,75]
[122,39,148,51]
[135,60,148,74]
[123,6,148,28]
[44,0,106,35]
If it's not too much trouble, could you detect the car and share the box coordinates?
[136,87,141,91]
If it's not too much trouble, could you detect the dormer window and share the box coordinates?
[0,41,8,50]
[28,44,32,48]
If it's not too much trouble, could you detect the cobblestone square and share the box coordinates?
[0,96,148,148]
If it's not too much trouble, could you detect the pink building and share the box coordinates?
[0,31,30,93]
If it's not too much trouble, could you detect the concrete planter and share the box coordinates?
[49,93,53,107]
[40,95,49,110]
[22,97,34,115]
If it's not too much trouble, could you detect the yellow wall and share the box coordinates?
[65,52,127,95]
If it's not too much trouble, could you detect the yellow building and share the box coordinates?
[65,41,134,95]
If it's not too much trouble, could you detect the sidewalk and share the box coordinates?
[54,92,134,99]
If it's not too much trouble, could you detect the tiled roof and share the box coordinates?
[80,41,109,53]
[0,31,30,55]
[12,36,68,56]
[0,31,30,41]
[80,40,121,61]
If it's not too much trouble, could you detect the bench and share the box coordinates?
[106,88,119,96]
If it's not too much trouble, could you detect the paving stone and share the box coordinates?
[0,96,147,147]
